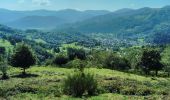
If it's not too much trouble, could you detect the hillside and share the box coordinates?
[3,6,170,45]
[56,7,157,33]
[1,66,169,100]
[55,6,170,45]
[7,16,67,29]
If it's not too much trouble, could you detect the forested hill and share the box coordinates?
[54,6,170,45]
[57,6,170,33]
[1,6,170,47]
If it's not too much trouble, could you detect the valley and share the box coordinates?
[0,5,170,100]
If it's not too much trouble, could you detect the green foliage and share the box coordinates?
[53,47,60,53]
[10,43,36,75]
[0,84,38,98]
[161,46,170,76]
[66,59,86,69]
[104,77,155,96]
[0,66,169,99]
[105,53,131,71]
[152,23,170,45]
[0,61,9,79]
[67,48,86,60]
[87,50,111,68]
[0,48,10,79]
[120,47,143,70]
[139,49,164,75]
[63,72,98,97]
[53,54,68,66]
[0,47,6,54]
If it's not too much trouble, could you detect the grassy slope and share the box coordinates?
[0,66,170,100]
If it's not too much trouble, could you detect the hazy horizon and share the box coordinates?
[0,5,170,12]
[0,0,170,11]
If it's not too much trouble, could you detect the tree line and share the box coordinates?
[0,43,169,80]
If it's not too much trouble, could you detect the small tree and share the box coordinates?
[10,43,36,75]
[161,46,170,76]
[0,55,9,79]
[139,49,164,76]
[105,54,131,71]
[0,61,9,79]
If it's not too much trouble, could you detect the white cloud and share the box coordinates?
[32,0,51,6]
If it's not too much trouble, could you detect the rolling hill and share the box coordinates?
[2,6,170,46]
[55,6,170,45]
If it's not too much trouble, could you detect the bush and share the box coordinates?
[0,54,9,79]
[85,73,98,95]
[65,59,86,69]
[53,55,68,66]
[0,61,9,79]
[105,54,131,71]
[63,72,98,97]
[67,48,86,60]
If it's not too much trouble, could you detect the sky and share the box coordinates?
[0,0,170,11]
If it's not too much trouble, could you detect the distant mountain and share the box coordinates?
[6,16,67,29]
[56,7,157,33]
[56,7,170,34]
[54,6,170,44]
[0,8,25,24]
[2,6,170,45]
[0,8,110,29]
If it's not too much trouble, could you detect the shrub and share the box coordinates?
[85,73,98,95]
[63,72,98,97]
[65,59,86,69]
[53,54,68,66]
[0,61,9,79]
[53,47,60,53]
[105,54,131,71]
[0,47,5,54]
[0,54,9,79]
[67,48,86,60]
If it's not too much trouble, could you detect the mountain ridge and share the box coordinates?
[0,8,110,29]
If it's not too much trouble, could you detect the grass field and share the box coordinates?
[0,66,170,100]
